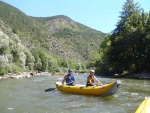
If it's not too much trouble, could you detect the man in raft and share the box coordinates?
[62,68,75,85]
[86,70,103,86]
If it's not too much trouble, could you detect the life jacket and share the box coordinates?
[87,75,94,84]
[66,74,75,84]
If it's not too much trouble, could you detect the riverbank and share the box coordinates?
[124,72,150,79]
[0,71,77,80]
[0,72,49,80]
[108,72,150,80]
[1,71,150,80]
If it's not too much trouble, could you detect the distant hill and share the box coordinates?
[0,1,106,73]
[34,15,105,61]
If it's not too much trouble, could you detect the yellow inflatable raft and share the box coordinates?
[135,97,150,113]
[55,81,121,96]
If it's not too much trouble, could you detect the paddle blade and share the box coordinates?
[45,88,56,92]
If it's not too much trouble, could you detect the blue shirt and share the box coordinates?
[66,74,75,84]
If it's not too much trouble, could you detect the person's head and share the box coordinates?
[90,70,95,76]
[68,68,72,73]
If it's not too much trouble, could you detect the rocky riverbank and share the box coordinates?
[124,72,150,79]
[1,71,150,80]
[112,72,150,80]
[0,72,49,80]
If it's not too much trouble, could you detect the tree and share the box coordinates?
[96,0,150,75]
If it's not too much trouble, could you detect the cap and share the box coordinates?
[68,68,72,72]
[90,70,95,72]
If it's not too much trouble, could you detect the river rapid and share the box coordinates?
[0,73,149,113]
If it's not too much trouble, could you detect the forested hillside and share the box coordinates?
[0,1,105,75]
[34,15,104,61]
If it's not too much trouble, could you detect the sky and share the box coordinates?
[1,0,150,33]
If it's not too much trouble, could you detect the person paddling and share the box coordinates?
[86,70,103,86]
[62,68,75,85]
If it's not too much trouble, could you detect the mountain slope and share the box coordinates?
[34,15,105,61]
[0,1,105,63]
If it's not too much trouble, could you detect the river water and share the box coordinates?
[0,73,149,113]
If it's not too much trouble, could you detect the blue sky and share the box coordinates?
[1,0,150,33]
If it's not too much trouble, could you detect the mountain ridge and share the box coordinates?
[0,1,106,73]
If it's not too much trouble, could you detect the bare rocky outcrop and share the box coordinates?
[0,72,49,80]
[46,16,77,33]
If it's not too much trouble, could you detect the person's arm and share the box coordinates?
[71,75,75,85]
[62,75,67,85]
[94,76,103,86]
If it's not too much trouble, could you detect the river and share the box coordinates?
[0,73,149,113]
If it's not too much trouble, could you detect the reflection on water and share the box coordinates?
[0,74,150,113]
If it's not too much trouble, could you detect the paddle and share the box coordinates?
[45,88,56,92]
